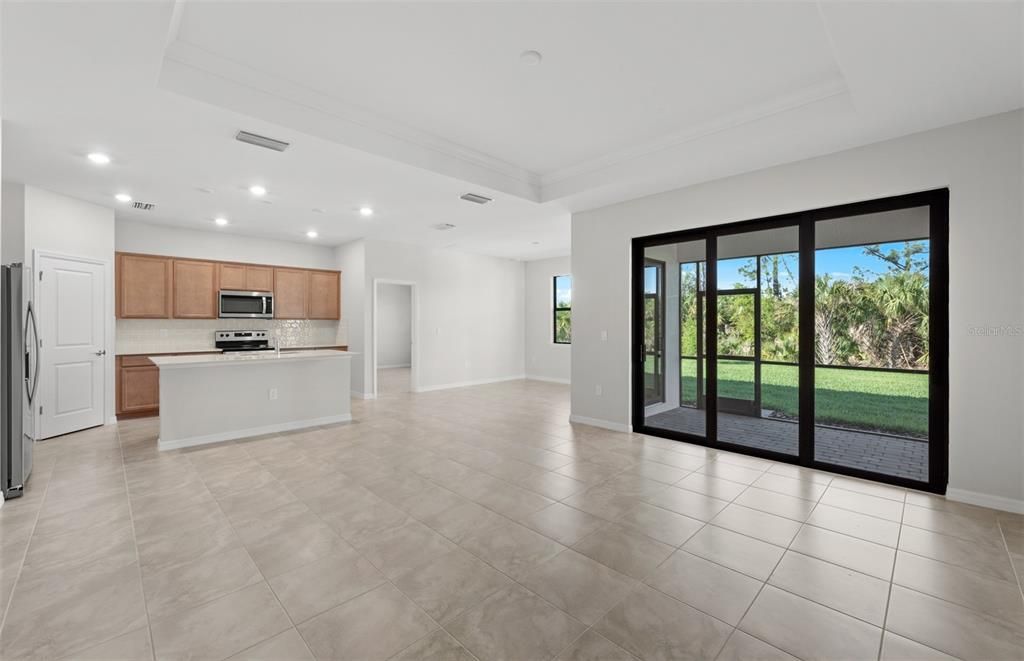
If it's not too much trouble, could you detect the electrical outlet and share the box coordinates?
[601,330,607,341]
[595,384,602,396]
[269,388,278,400]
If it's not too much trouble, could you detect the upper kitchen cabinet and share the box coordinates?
[172,260,218,318]
[218,263,273,292]
[117,253,172,318]
[274,268,309,319]
[308,271,341,320]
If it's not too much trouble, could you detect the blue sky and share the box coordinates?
[646,240,929,292]
[555,275,572,306]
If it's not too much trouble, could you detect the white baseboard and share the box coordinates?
[568,414,631,433]
[378,363,412,369]
[946,487,1024,515]
[414,374,526,393]
[157,414,352,451]
[352,391,377,400]
[525,375,571,385]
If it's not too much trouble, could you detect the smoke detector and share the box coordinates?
[235,130,290,152]
[131,201,156,211]
[433,223,457,231]
[459,193,492,205]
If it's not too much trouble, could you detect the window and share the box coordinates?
[553,275,572,344]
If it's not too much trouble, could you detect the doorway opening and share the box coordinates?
[632,190,948,493]
[373,280,415,396]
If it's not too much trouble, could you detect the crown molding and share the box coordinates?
[539,76,849,198]
[160,39,543,202]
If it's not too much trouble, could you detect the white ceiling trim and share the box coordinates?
[161,38,543,202]
[162,35,853,207]
[538,75,850,197]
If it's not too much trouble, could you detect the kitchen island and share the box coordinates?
[150,349,354,451]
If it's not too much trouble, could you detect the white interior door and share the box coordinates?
[37,254,106,439]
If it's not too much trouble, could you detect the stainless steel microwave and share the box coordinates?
[219,290,274,319]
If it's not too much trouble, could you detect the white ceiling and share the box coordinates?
[2,1,1021,260]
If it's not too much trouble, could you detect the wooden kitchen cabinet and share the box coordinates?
[308,270,341,320]
[218,263,273,292]
[217,263,247,290]
[274,268,309,319]
[116,251,341,321]
[246,266,273,291]
[117,254,172,318]
[172,260,217,318]
[116,356,160,417]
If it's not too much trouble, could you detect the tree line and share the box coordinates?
[673,241,929,370]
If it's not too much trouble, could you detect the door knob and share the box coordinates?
[95,349,106,356]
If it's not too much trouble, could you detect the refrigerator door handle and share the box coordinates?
[24,300,40,405]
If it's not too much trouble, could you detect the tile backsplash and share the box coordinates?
[116,318,347,355]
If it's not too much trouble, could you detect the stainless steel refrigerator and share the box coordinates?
[2,263,39,499]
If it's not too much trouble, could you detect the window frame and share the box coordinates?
[552,274,572,345]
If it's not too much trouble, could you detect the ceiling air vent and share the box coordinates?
[131,201,156,211]
[459,193,492,205]
[433,223,457,231]
[235,130,290,152]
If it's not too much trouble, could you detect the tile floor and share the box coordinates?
[0,380,1021,660]
[377,367,412,395]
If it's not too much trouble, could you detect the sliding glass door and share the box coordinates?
[812,206,934,483]
[631,190,948,493]
[715,227,800,456]
[642,242,705,439]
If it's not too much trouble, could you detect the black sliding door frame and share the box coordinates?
[630,188,949,494]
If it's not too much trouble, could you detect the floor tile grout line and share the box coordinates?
[230,441,502,653]
[115,421,158,661]
[550,458,781,661]
[293,448,661,660]
[157,443,302,659]
[712,470,835,660]
[997,520,1024,605]
[877,498,907,661]
[0,452,54,642]
[266,461,523,661]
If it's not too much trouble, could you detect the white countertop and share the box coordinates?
[150,349,355,369]
[115,345,347,357]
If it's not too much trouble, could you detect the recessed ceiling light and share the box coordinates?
[531,241,540,245]
[520,50,542,66]
[249,185,267,197]
[306,230,318,239]
[359,206,374,217]
[214,217,229,226]
[87,152,111,165]
[114,193,132,203]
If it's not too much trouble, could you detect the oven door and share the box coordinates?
[219,291,273,318]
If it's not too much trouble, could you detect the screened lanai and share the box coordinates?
[639,203,935,485]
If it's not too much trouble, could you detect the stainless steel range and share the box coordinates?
[215,330,273,352]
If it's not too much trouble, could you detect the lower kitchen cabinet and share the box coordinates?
[116,356,160,417]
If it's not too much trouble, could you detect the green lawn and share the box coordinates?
[647,358,928,437]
